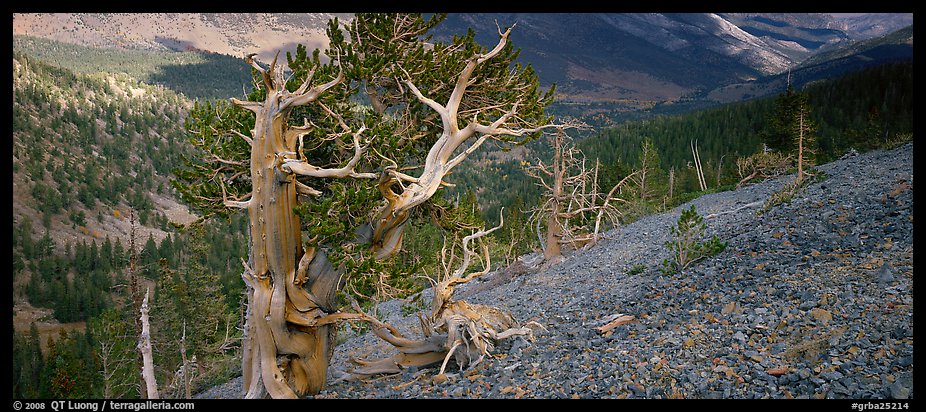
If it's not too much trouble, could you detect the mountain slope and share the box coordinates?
[715,12,858,71]
[13,35,253,101]
[12,50,197,257]
[198,140,914,399]
[11,13,350,62]
[705,25,913,104]
[13,12,912,111]
[431,13,796,105]
[836,13,915,40]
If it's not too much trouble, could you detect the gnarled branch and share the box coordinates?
[370,25,567,259]
[281,127,377,179]
[344,211,538,378]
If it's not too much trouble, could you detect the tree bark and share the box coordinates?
[367,25,559,260]
[347,217,539,378]
[138,289,159,399]
[231,56,355,399]
[227,24,558,397]
[691,140,706,191]
[797,110,805,184]
[543,131,565,260]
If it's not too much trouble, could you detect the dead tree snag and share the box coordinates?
[526,129,636,261]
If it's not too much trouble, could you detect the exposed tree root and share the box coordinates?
[346,300,538,378]
[344,217,542,379]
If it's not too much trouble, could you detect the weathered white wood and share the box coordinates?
[138,288,159,399]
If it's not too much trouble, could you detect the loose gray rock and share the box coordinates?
[197,143,914,400]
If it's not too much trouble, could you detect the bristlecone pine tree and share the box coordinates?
[173,13,560,398]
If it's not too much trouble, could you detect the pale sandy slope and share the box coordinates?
[12,13,350,62]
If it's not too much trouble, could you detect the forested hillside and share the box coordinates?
[13,35,253,101]
[10,15,912,399]
[452,61,913,229]
[12,50,248,398]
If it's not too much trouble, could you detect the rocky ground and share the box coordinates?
[197,142,913,399]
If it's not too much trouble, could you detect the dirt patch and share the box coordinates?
[13,302,87,355]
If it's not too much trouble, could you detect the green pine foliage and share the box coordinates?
[11,13,913,398]
[87,308,139,399]
[13,49,187,234]
[12,324,45,399]
[12,215,242,398]
[660,205,727,275]
[449,60,912,246]
[12,48,250,397]
[174,13,553,309]
[150,224,239,397]
[763,83,803,154]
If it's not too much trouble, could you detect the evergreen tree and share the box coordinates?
[150,223,235,397]
[12,323,45,398]
[174,13,556,397]
[793,92,817,183]
[42,330,100,398]
[88,308,139,399]
[763,83,820,161]
[636,137,667,202]
[158,234,175,266]
[113,238,126,268]
[100,236,114,273]
[140,234,160,279]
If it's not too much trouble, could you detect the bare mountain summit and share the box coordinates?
[12,13,350,62]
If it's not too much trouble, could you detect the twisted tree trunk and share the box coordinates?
[229,54,371,398]
[347,216,541,378]
[225,23,558,398]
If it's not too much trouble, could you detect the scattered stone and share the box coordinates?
[722,302,737,315]
[733,331,747,343]
[809,308,833,323]
[198,143,914,400]
[821,371,844,381]
[767,367,789,377]
[878,263,895,284]
[888,381,911,399]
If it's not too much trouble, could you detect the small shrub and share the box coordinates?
[760,179,801,213]
[626,264,646,276]
[661,205,727,275]
[878,132,912,150]
[758,167,820,215]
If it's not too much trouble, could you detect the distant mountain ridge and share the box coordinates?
[837,12,915,40]
[430,13,911,106]
[705,24,913,104]
[13,12,912,111]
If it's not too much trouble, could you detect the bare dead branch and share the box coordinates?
[230,128,254,146]
[229,98,262,113]
[219,178,252,209]
[704,200,763,219]
[282,127,376,179]
[283,68,345,111]
[595,314,636,334]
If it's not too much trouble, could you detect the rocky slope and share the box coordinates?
[197,141,913,399]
